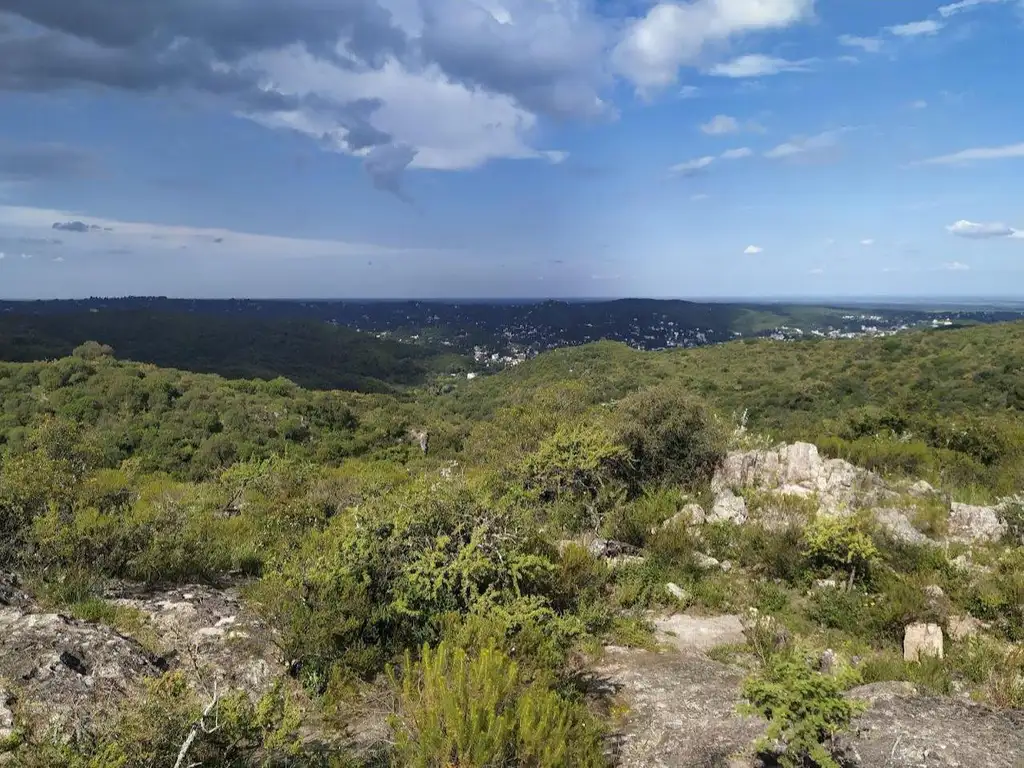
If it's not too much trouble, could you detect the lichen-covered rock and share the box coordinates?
[904,623,944,662]
[846,681,1024,767]
[0,686,14,742]
[947,614,988,642]
[106,583,281,698]
[948,502,1006,544]
[662,502,706,529]
[0,606,163,739]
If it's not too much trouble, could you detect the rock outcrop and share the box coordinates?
[0,577,283,741]
[709,489,748,524]
[846,681,1024,767]
[0,606,164,739]
[713,442,891,514]
[948,502,1007,544]
[597,648,763,768]
[654,614,746,652]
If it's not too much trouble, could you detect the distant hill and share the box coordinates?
[0,311,469,392]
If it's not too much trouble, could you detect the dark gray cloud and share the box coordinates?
[363,143,416,203]
[419,0,608,120]
[0,0,405,61]
[52,220,109,232]
[0,141,97,181]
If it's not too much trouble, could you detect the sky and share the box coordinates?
[0,0,1022,300]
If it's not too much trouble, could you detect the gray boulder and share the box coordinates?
[948,502,1006,544]
[709,490,748,524]
[904,623,944,662]
[873,507,937,546]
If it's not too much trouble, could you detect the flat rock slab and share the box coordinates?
[847,682,1024,767]
[655,614,746,652]
[596,648,762,768]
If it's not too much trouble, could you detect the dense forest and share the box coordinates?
[0,312,469,392]
[2,322,1024,766]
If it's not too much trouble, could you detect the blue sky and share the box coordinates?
[0,0,1022,299]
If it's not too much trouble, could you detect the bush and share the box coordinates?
[389,641,605,768]
[802,514,878,586]
[741,656,864,768]
[612,383,725,489]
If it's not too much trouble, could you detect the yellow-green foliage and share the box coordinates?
[802,514,878,584]
[389,641,605,768]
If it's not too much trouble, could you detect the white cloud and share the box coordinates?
[721,147,753,159]
[860,239,875,246]
[543,151,569,165]
[944,261,970,271]
[838,34,882,53]
[917,142,1024,166]
[679,85,701,98]
[946,219,1023,239]
[612,0,815,91]
[764,128,849,159]
[744,245,763,254]
[690,193,710,201]
[887,19,944,36]
[671,145,755,174]
[809,267,825,274]
[910,100,928,109]
[939,0,1011,17]
[20,253,33,259]
[53,256,65,263]
[707,54,815,78]
[701,114,740,135]
[670,155,717,175]
[250,50,553,172]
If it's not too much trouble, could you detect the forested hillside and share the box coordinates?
[2,323,1024,766]
[0,311,469,392]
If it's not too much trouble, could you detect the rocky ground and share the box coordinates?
[2,442,1023,765]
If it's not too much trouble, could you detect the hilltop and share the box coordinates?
[1,321,1023,766]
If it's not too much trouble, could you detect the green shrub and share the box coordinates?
[741,655,864,768]
[612,383,725,489]
[389,641,605,768]
[802,514,878,586]
[601,488,681,548]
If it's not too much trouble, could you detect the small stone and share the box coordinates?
[820,648,838,675]
[0,687,14,742]
[814,578,839,590]
[947,614,987,642]
[709,490,747,524]
[720,560,733,573]
[665,583,689,603]
[904,623,944,662]
[607,555,646,570]
[692,552,721,570]
[662,503,706,530]
[948,502,1007,544]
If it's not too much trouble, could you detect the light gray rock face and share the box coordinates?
[948,502,1006,544]
[598,651,1024,768]
[713,442,891,515]
[596,649,763,768]
[709,490,748,524]
[0,579,283,742]
[846,681,1024,767]
[107,583,281,698]
[692,552,722,571]
[873,507,936,546]
[654,614,746,652]
[904,623,944,662]
[0,606,163,739]
[665,583,689,603]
